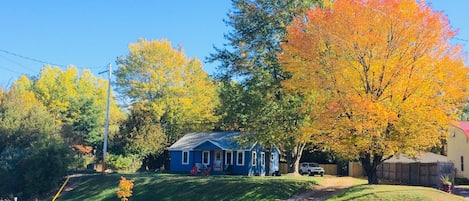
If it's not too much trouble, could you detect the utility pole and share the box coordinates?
[99,63,112,174]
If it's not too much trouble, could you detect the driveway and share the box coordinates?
[285,176,358,201]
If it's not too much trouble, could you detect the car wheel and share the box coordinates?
[299,170,303,175]
[320,172,324,177]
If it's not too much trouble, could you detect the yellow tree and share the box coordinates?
[280,0,468,183]
[13,66,124,148]
[115,39,219,162]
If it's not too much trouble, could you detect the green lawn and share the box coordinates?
[326,184,466,201]
[57,173,321,201]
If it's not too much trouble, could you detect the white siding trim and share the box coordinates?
[182,150,189,165]
[236,150,245,166]
[260,152,265,166]
[202,151,210,165]
[225,151,233,165]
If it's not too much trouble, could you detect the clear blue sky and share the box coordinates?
[0,1,468,88]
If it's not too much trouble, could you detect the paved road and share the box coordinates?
[454,186,469,199]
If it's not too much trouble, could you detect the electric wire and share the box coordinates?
[0,48,107,70]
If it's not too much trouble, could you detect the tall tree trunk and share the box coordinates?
[292,143,306,175]
[359,152,385,184]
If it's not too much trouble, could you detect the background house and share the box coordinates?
[168,131,280,176]
[448,121,469,179]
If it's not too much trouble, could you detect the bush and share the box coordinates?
[107,154,134,170]
[455,177,469,185]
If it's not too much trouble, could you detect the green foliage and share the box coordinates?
[19,141,72,197]
[455,177,469,185]
[111,103,167,161]
[327,185,466,201]
[114,38,219,160]
[0,89,72,200]
[440,175,452,185]
[210,0,322,173]
[107,154,135,171]
[12,66,124,148]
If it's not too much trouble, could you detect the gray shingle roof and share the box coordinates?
[168,131,247,151]
[385,152,449,163]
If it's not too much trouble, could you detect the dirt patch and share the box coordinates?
[285,176,359,201]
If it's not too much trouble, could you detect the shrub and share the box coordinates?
[107,154,133,170]
[455,177,469,185]
[117,176,134,201]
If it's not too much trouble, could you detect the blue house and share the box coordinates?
[168,131,280,176]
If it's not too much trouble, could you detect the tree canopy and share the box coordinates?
[280,0,468,183]
[0,88,71,199]
[114,39,219,164]
[13,66,124,148]
[210,0,323,174]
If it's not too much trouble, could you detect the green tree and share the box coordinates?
[209,0,322,173]
[114,39,219,169]
[0,88,71,199]
[13,66,124,149]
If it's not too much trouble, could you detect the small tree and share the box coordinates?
[117,176,134,201]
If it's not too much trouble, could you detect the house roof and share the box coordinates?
[168,131,247,151]
[385,152,449,163]
[456,121,469,139]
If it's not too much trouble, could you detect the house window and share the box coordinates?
[182,151,189,165]
[237,150,244,166]
[225,151,233,165]
[252,151,257,166]
[202,151,210,165]
[260,152,265,166]
[461,156,464,172]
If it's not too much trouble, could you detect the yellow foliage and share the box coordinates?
[117,176,134,201]
[117,39,220,131]
[281,0,469,159]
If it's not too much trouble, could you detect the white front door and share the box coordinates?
[214,150,223,171]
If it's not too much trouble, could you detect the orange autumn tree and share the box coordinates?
[280,0,468,184]
[117,176,134,201]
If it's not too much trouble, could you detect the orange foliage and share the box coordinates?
[72,145,93,155]
[280,0,468,159]
[117,176,134,201]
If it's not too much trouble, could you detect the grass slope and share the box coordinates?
[58,173,321,201]
[326,184,466,201]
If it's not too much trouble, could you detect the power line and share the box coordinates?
[0,49,66,68]
[454,37,469,43]
[0,53,36,72]
[0,48,107,70]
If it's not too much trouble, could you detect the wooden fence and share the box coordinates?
[320,164,337,175]
[349,162,363,177]
[376,162,454,187]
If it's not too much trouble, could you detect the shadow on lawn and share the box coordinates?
[133,175,316,201]
[59,174,318,201]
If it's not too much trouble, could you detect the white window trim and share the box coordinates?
[252,151,257,166]
[237,150,245,166]
[260,152,265,166]
[225,151,233,165]
[182,150,189,165]
[202,151,210,165]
